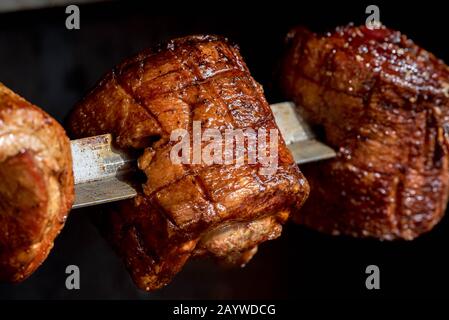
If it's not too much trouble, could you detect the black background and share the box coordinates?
[0,1,448,299]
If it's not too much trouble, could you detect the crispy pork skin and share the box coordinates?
[282,25,449,240]
[69,35,309,291]
[0,83,74,282]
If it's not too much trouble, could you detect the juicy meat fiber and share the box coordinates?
[282,25,449,240]
[0,83,74,282]
[69,35,309,291]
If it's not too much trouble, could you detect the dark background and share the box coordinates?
[0,1,448,299]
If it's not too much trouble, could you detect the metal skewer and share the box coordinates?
[71,102,336,209]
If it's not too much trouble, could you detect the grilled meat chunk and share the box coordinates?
[282,25,449,240]
[69,35,309,291]
[0,83,74,282]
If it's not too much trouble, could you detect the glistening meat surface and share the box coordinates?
[282,25,449,240]
[0,83,74,282]
[69,35,309,291]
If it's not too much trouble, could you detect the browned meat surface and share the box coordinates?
[0,83,74,282]
[282,25,449,240]
[69,35,309,291]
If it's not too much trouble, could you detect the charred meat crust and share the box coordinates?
[0,83,74,282]
[282,24,449,240]
[69,35,309,291]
